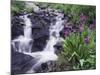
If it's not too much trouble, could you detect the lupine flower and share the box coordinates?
[80,13,87,22]
[84,36,90,44]
[64,31,70,37]
[79,25,84,32]
[89,24,95,30]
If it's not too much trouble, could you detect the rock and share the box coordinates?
[11,7,68,74]
[11,50,36,74]
[25,2,40,12]
[32,35,49,52]
[11,16,25,40]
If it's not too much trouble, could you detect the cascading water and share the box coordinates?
[23,15,32,38]
[22,11,65,73]
[12,14,33,53]
[11,6,65,73]
[44,12,64,52]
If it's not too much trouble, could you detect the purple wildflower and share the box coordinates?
[89,24,95,30]
[64,25,72,37]
[79,25,84,32]
[84,36,90,44]
[80,13,87,21]
[64,31,70,37]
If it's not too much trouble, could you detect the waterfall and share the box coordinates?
[23,12,65,73]
[11,7,65,73]
[12,14,33,53]
[23,15,32,38]
[44,12,64,52]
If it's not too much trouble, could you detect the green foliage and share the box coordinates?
[11,1,96,71]
[11,1,96,24]
[48,3,96,24]
[11,1,25,15]
[62,26,96,70]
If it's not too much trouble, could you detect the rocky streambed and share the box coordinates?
[11,5,81,74]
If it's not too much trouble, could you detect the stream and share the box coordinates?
[11,4,66,74]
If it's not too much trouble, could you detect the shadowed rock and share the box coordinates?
[11,16,24,40]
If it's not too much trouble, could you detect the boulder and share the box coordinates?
[11,16,24,40]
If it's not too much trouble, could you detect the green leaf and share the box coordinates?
[79,59,85,67]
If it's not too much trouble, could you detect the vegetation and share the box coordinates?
[11,1,25,15]
[11,1,96,71]
[49,3,96,24]
[62,26,96,70]
[11,1,96,24]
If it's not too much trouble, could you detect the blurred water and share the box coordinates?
[12,15,33,53]
[11,8,65,73]
[25,11,65,73]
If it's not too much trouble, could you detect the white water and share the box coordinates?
[12,10,65,73]
[23,15,32,38]
[24,12,65,73]
[12,15,33,53]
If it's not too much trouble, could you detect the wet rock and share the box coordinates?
[32,28,49,39]
[11,50,36,74]
[32,35,49,52]
[11,16,24,40]
[60,29,65,38]
[11,7,68,74]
